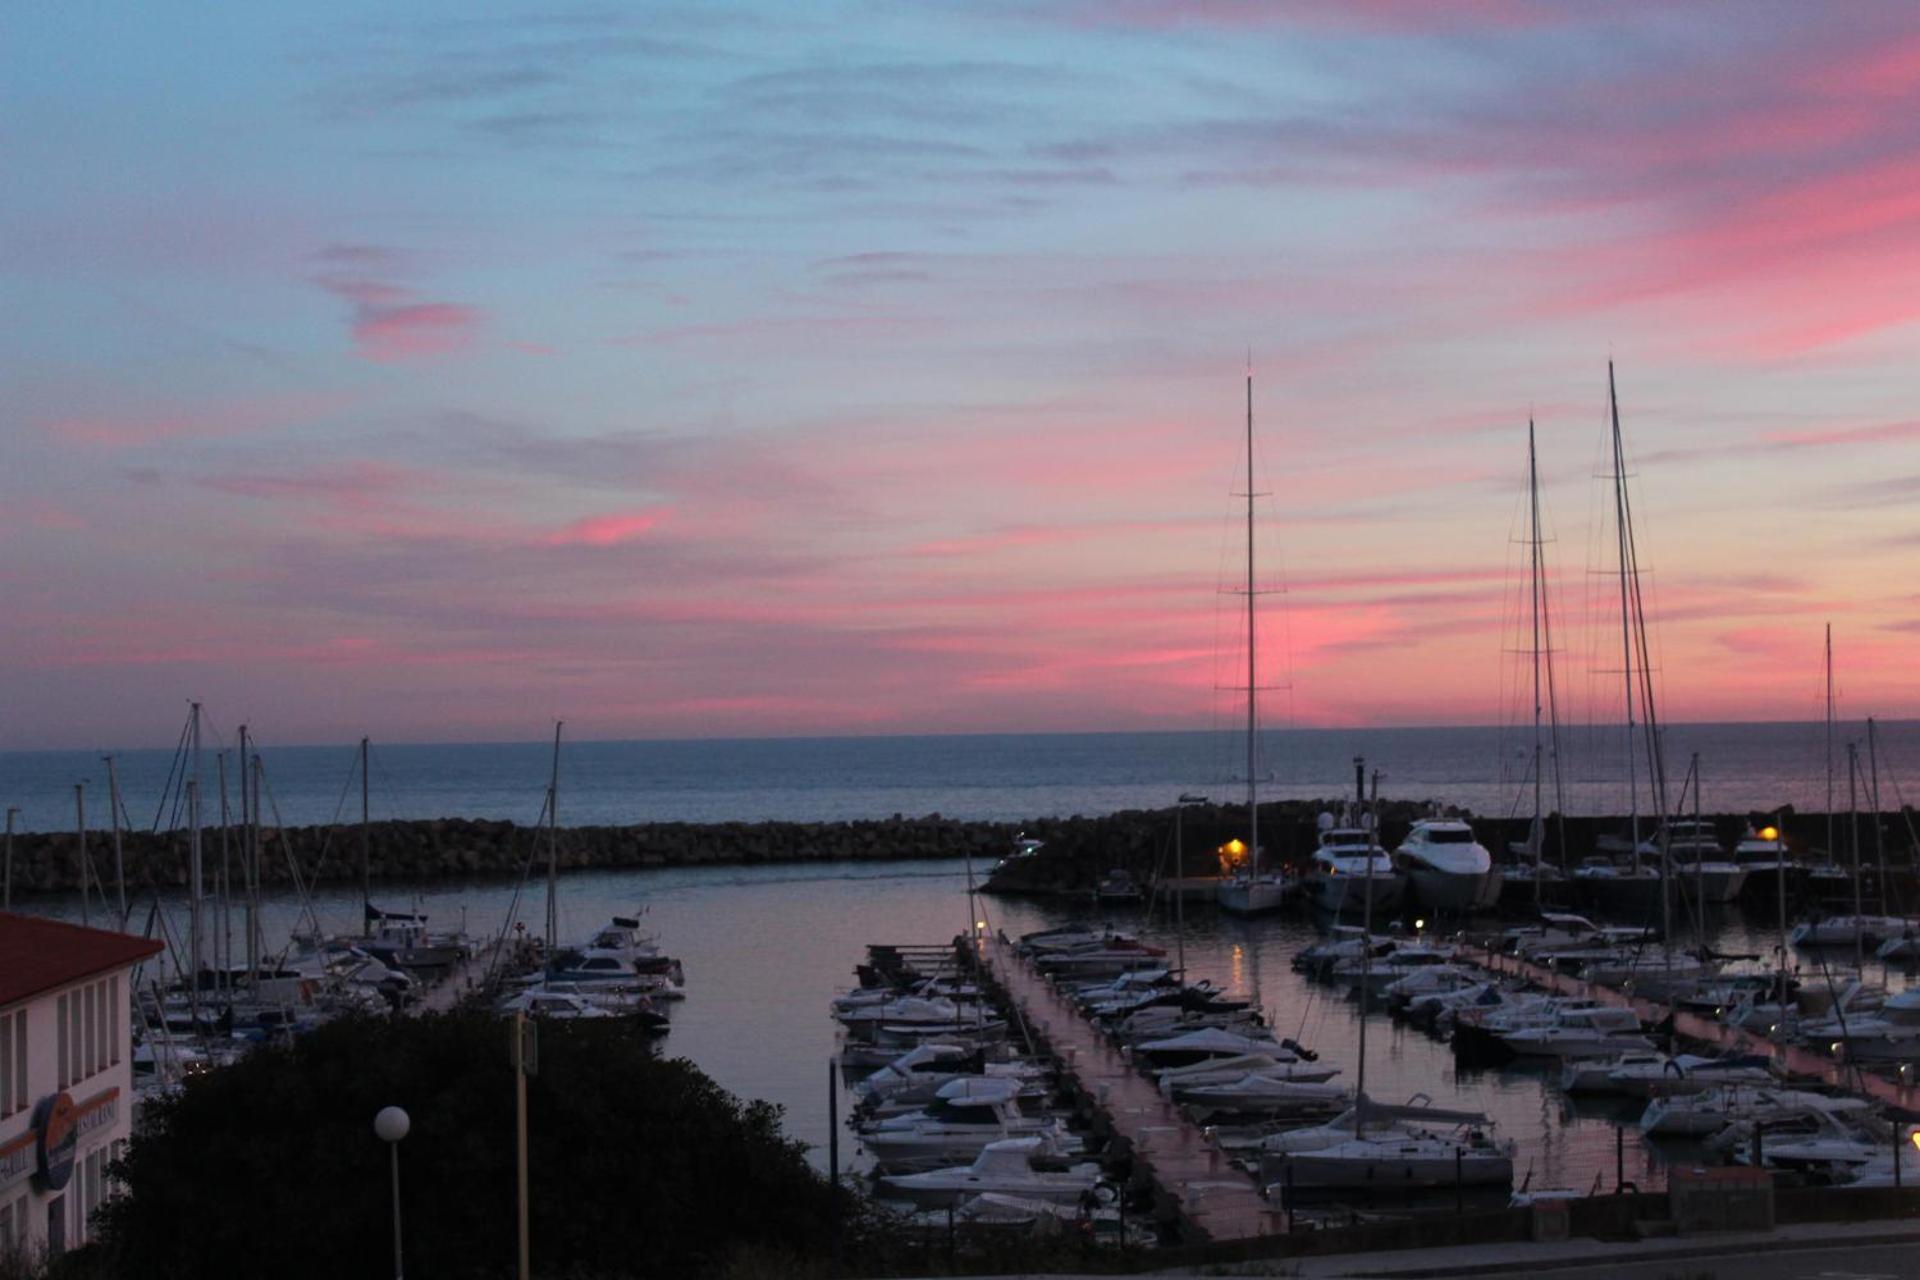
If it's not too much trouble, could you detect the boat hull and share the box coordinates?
[1404,865,1503,914]
[1306,873,1405,917]
[1217,879,1289,916]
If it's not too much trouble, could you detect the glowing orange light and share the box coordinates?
[1760,826,1779,841]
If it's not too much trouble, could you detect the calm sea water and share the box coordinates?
[16,858,1899,1194]
[3,721,1914,834]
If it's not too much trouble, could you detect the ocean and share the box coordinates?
[1,721,1912,834]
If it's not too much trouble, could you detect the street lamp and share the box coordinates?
[374,1105,411,1280]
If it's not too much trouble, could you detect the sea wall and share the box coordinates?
[0,801,1908,898]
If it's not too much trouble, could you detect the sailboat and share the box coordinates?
[1572,364,1673,932]
[1216,367,1289,916]
[1499,421,1570,907]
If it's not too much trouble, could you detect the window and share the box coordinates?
[83,983,98,1080]
[57,993,70,1088]
[109,977,121,1066]
[0,1008,21,1117]
[78,1149,106,1244]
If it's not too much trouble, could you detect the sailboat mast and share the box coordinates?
[105,754,127,927]
[1848,742,1863,972]
[1608,367,1640,869]
[360,737,372,909]
[1528,421,1544,898]
[1826,625,1836,862]
[1244,369,1259,878]
[1868,718,1886,918]
[546,721,564,955]
[189,701,204,982]
[75,783,90,928]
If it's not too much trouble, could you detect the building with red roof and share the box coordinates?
[1,913,162,1259]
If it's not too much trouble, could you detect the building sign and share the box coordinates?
[0,1131,32,1195]
[30,1088,117,1193]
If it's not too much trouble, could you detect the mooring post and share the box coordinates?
[1285,1162,1295,1232]
[1895,1127,1903,1190]
[1616,1127,1625,1192]
[1455,1147,1464,1215]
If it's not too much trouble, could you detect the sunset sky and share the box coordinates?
[5,2,1919,749]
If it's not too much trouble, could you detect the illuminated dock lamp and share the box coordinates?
[1217,839,1248,873]
[1759,825,1780,842]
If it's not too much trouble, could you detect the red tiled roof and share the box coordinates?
[0,913,164,1008]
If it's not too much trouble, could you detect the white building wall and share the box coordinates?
[0,965,139,1261]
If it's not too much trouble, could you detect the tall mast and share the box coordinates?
[1848,742,1862,972]
[238,726,257,984]
[75,782,90,928]
[2,807,15,911]
[360,736,372,910]
[1244,367,1259,878]
[189,701,204,983]
[104,755,128,927]
[1825,625,1836,863]
[216,752,232,991]
[1528,421,1544,899]
[1868,718,1886,918]
[545,721,564,955]
[1608,366,1640,871]
[249,754,263,976]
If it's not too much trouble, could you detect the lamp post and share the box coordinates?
[374,1106,411,1280]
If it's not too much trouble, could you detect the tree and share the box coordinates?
[96,1012,838,1279]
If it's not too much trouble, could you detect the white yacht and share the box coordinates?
[860,1079,1061,1168]
[1177,1074,1348,1118]
[1267,1130,1514,1189]
[1304,823,1405,916]
[877,1136,1104,1208]
[1640,1086,1871,1138]
[1395,819,1501,913]
[1660,820,1748,904]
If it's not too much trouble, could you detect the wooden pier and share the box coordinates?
[1479,948,1920,1114]
[983,936,1282,1242]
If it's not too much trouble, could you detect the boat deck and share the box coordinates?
[983,936,1282,1242]
[416,940,502,1014]
[1479,948,1920,1113]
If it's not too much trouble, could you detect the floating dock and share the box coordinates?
[982,935,1282,1242]
[1478,947,1920,1113]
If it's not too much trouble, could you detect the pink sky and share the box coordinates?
[2,3,1917,748]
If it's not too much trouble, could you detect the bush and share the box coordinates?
[95,1012,837,1279]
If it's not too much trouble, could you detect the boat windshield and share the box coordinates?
[1422,828,1476,844]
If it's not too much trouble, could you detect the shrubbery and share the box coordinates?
[94,1012,838,1279]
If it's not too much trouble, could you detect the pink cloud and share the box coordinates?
[311,251,483,363]
[543,510,670,547]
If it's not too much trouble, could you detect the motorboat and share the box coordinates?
[494,989,616,1021]
[1559,1050,1669,1094]
[1639,1085,1872,1138]
[854,1043,1043,1108]
[1601,1053,1773,1099]
[1491,1002,1651,1060]
[1395,819,1501,913]
[1265,1129,1514,1189]
[1177,1074,1347,1118]
[860,1079,1062,1168]
[1731,824,1800,903]
[1302,824,1405,917]
[1789,915,1909,949]
[1157,1053,1338,1097]
[877,1136,1105,1208]
[1133,1026,1284,1070]
[1660,819,1748,904]
[521,981,671,1033]
[1571,857,1663,915]
[1330,944,1460,997]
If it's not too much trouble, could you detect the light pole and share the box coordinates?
[374,1105,411,1280]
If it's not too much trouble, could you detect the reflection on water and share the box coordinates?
[21,858,1913,1187]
